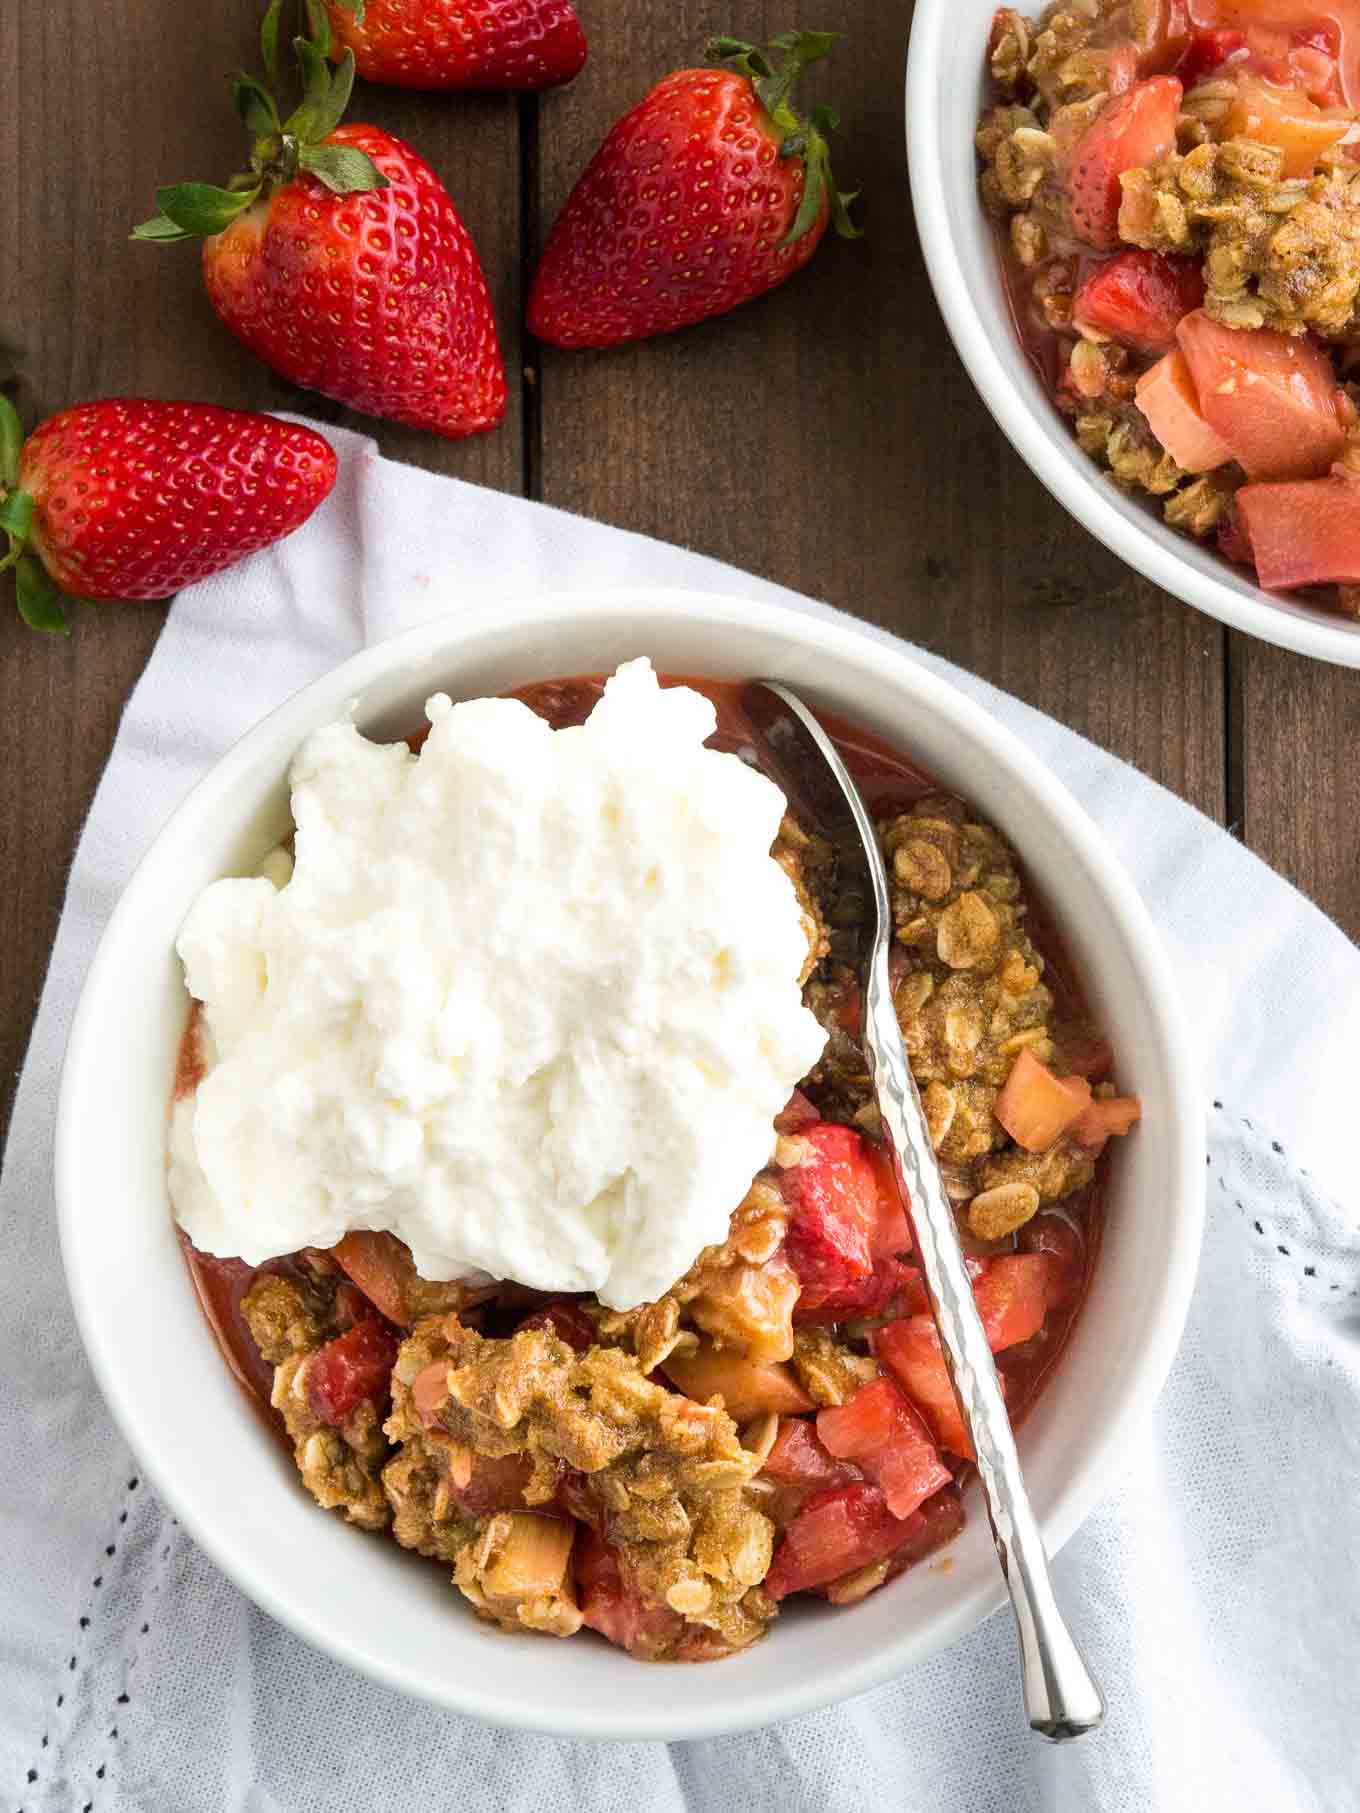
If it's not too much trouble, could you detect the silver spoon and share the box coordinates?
[744,679,1105,1742]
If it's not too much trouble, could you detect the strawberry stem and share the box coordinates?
[707,31,860,248]
[132,5,385,244]
[0,393,22,491]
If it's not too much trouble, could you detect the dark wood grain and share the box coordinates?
[0,0,522,1124]
[532,3,1227,817]
[1232,634,1360,939]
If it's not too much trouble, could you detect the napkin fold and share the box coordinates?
[4,426,1357,1813]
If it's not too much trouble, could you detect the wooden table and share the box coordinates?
[2,0,1357,1131]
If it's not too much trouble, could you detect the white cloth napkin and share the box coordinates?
[4,426,1358,1813]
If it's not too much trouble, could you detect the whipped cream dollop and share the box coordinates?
[168,659,827,1310]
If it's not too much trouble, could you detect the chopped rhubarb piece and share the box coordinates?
[874,1317,973,1459]
[1177,310,1346,480]
[661,1339,814,1421]
[1064,76,1182,248]
[781,1121,879,1304]
[1177,25,1248,84]
[411,1359,449,1428]
[331,1230,419,1325]
[994,1049,1092,1152]
[1019,1212,1087,1308]
[817,1377,951,1519]
[1136,348,1234,472]
[1236,476,1360,587]
[453,1451,538,1516]
[1074,250,1205,355]
[576,1532,684,1658]
[762,1415,861,1489]
[1223,74,1349,175]
[764,1482,920,1600]
[972,1254,1053,1352]
[1136,0,1191,71]
[881,1484,967,1584]
[516,1299,595,1352]
[305,1319,398,1425]
[864,1141,913,1258]
[1072,1094,1144,1152]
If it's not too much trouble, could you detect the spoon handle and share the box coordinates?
[863,947,1106,1741]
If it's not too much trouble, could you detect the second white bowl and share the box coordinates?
[905,5,1360,668]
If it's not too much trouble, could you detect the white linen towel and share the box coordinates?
[3,426,1358,1813]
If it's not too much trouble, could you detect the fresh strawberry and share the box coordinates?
[306,1318,399,1424]
[527,32,860,349]
[1073,249,1205,354]
[0,396,334,633]
[321,0,586,90]
[134,16,505,438]
[1064,76,1182,249]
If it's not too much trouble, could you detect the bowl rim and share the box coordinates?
[56,587,1205,1739]
[903,11,1360,670]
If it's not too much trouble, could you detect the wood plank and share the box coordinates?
[0,0,524,1129]
[1233,635,1360,942]
[533,1,1226,818]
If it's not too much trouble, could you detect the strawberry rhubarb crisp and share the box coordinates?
[979,0,1360,608]
[172,669,1138,1661]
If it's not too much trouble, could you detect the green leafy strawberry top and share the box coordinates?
[133,0,386,244]
[706,31,861,247]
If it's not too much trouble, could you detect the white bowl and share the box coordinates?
[906,11,1360,668]
[56,589,1202,1740]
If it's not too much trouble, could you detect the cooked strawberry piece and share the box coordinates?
[864,1141,913,1258]
[1019,1212,1087,1308]
[781,1121,879,1303]
[764,1482,921,1600]
[1065,77,1182,249]
[1177,309,1346,480]
[817,1377,951,1519]
[874,1317,973,1459]
[516,1300,595,1352]
[306,1320,399,1425]
[994,1049,1092,1152]
[1071,1094,1144,1152]
[762,1416,861,1489]
[576,1531,684,1657]
[972,1255,1053,1351]
[1074,250,1204,355]
[793,1255,917,1326]
[1236,476,1360,586]
[1177,26,1248,85]
[1136,348,1235,472]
